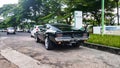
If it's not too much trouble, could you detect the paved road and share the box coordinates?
[0,32,120,68]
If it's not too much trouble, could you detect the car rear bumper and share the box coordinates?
[7,31,15,33]
[7,31,15,34]
[55,37,88,42]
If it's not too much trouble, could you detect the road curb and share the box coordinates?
[1,48,52,68]
[83,42,120,55]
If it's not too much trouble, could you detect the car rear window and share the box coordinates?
[52,24,73,31]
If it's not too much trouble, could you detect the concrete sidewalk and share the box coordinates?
[0,48,51,68]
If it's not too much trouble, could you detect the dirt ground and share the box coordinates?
[0,55,18,68]
[0,32,120,68]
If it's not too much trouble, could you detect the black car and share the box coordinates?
[35,23,89,50]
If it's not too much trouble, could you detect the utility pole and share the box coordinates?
[115,0,119,25]
[101,0,104,35]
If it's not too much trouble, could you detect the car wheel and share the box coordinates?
[31,35,34,37]
[7,32,9,35]
[75,44,80,47]
[73,43,80,48]
[45,37,54,50]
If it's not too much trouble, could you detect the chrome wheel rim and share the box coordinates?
[45,38,48,49]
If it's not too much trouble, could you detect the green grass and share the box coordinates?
[88,34,120,48]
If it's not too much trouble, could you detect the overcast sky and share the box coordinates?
[0,0,18,7]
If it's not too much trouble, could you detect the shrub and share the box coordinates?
[88,34,120,48]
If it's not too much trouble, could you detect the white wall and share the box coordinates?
[93,26,120,35]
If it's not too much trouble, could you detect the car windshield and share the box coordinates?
[8,27,14,29]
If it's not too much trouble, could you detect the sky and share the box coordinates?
[0,0,18,7]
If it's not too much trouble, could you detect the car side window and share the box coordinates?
[40,25,46,32]
[43,25,46,28]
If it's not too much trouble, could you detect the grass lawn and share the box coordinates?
[87,34,120,48]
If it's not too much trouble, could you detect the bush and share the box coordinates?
[88,34,120,48]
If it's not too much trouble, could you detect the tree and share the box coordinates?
[0,4,17,17]
[0,0,118,27]
[70,0,116,25]
[55,0,117,25]
[0,4,20,28]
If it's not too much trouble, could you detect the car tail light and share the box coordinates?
[56,33,63,37]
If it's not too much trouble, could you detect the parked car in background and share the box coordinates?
[0,28,4,32]
[35,23,89,50]
[7,27,16,34]
[31,25,43,37]
[0,28,7,32]
[16,29,24,32]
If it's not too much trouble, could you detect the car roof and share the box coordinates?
[34,25,43,28]
[34,25,43,27]
[46,23,70,26]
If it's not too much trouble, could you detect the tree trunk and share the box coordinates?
[65,16,73,25]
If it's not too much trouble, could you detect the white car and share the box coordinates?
[7,27,16,34]
[31,25,43,37]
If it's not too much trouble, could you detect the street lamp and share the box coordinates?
[115,0,119,25]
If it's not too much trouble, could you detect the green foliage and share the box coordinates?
[88,34,120,48]
[0,4,21,28]
[0,22,6,28]
[72,0,116,25]
[0,0,119,28]
[0,4,17,17]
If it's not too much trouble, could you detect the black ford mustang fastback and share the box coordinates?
[35,23,89,50]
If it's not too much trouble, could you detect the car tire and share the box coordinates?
[31,35,34,37]
[75,44,80,47]
[7,32,9,35]
[73,43,80,48]
[45,37,54,50]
